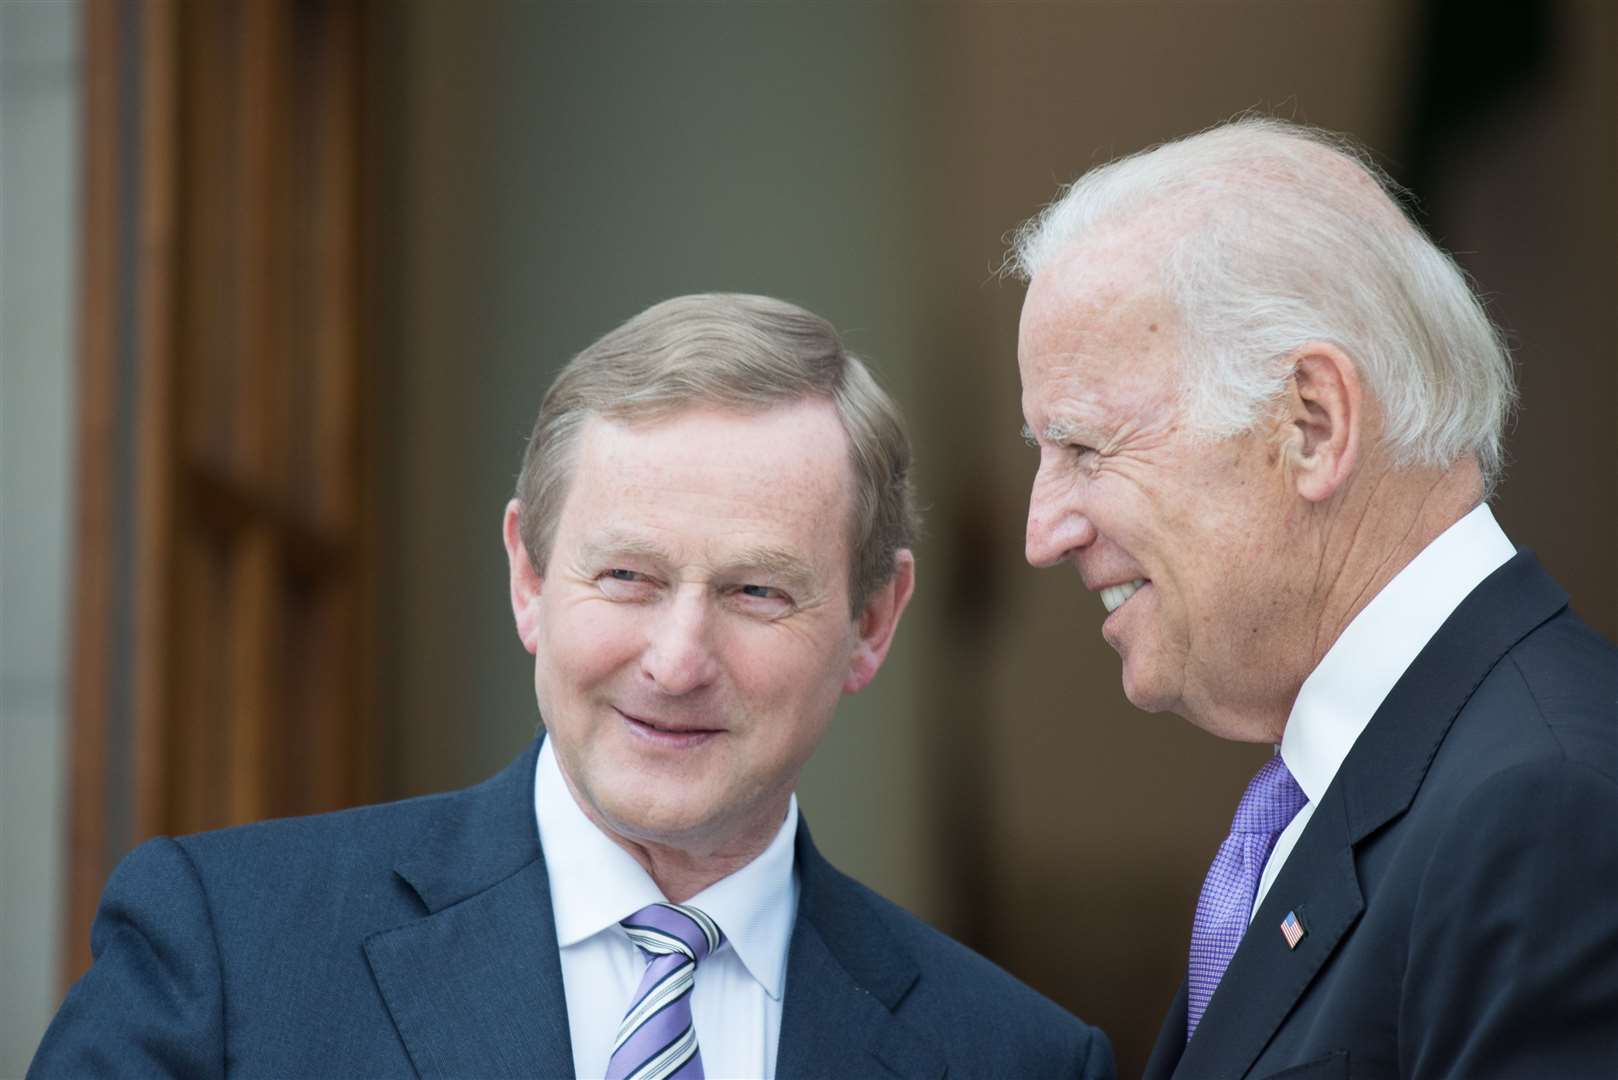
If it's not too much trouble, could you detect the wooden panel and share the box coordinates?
[170,527,228,830]
[176,0,242,477]
[235,0,290,501]
[308,0,362,531]
[64,0,181,983]
[226,532,277,823]
[65,0,374,987]
[65,0,125,985]
[130,0,179,846]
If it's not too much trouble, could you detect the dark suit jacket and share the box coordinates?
[33,737,1113,1079]
[1145,552,1618,1080]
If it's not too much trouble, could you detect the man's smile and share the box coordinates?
[614,706,723,747]
[1099,578,1147,613]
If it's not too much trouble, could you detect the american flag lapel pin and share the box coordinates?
[1280,909,1306,949]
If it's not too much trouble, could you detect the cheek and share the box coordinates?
[1179,536,1274,647]
[537,602,644,690]
[714,629,786,699]
[1084,478,1151,551]
[722,626,849,718]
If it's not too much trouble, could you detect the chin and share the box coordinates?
[601,795,712,844]
[1124,691,1177,716]
[1118,662,1175,715]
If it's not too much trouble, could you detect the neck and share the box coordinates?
[552,761,789,903]
[1180,457,1483,744]
[1302,458,1483,679]
[609,830,777,904]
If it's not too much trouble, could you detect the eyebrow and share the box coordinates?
[719,546,818,591]
[578,533,819,590]
[1021,419,1078,443]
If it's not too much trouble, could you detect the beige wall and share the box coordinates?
[368,1,946,918]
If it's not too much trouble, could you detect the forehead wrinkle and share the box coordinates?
[1029,382,1109,438]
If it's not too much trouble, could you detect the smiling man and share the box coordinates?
[1012,120,1618,1077]
[34,293,1112,1079]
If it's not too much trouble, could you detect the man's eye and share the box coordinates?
[1064,440,1103,460]
[598,569,655,598]
[731,584,793,614]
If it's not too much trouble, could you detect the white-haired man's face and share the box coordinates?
[1017,252,1313,742]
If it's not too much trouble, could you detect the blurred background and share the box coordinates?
[2,1,1613,1074]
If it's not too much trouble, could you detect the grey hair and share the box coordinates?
[1010,117,1515,493]
[515,293,917,613]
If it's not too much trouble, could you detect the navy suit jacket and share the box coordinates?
[33,738,1113,1079]
[1145,552,1618,1079]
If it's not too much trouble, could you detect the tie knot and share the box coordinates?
[621,902,723,965]
[1230,755,1308,836]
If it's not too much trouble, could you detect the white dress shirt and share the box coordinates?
[1252,503,1516,918]
[534,738,800,1080]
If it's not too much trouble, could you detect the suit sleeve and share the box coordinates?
[1400,759,1618,1077]
[1077,1025,1117,1080]
[29,837,225,1079]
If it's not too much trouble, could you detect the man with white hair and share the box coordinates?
[1013,118,1617,1077]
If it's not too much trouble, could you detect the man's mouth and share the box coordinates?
[1099,578,1147,613]
[617,708,721,739]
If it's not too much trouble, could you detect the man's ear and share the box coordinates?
[844,549,916,694]
[503,499,543,655]
[1281,343,1362,503]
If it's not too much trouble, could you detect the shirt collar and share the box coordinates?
[682,798,799,1001]
[533,737,799,1000]
[1280,503,1515,803]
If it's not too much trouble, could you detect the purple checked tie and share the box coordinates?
[1187,754,1307,1040]
[605,901,723,1080]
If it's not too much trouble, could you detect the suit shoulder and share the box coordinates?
[1410,716,1618,885]
[1504,608,1617,771]
[1445,607,1618,783]
[136,791,452,962]
[1420,607,1615,794]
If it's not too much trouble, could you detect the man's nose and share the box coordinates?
[1026,483,1096,568]
[641,591,719,695]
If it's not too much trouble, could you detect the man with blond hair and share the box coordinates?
[35,293,1113,1079]
[1012,119,1616,1077]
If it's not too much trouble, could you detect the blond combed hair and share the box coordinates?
[516,293,917,613]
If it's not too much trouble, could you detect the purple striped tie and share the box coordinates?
[1187,755,1307,1040]
[605,902,723,1080]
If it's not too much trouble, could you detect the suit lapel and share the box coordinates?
[1174,784,1363,1078]
[777,824,944,1080]
[1143,982,1188,1079]
[363,739,575,1079]
[1168,552,1568,1077]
